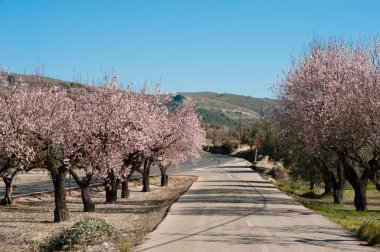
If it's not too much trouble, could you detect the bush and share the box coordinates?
[39,218,115,252]
[234,149,256,163]
[221,142,234,154]
[221,141,239,154]
[268,165,287,179]
[357,222,380,246]
[205,141,239,155]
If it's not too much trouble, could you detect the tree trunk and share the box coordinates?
[323,172,333,195]
[160,165,169,187]
[81,185,95,212]
[105,184,119,203]
[332,161,345,204]
[159,162,172,187]
[161,173,169,187]
[121,180,129,198]
[142,159,151,192]
[105,187,116,203]
[340,154,368,211]
[69,169,95,212]
[353,182,367,211]
[309,180,316,190]
[142,170,150,192]
[105,171,119,203]
[121,172,133,198]
[53,166,69,222]
[121,153,142,198]
[368,156,380,190]
[1,169,19,205]
[333,186,344,204]
[1,177,15,205]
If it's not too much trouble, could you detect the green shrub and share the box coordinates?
[221,143,234,154]
[39,218,115,252]
[357,222,380,246]
[221,141,239,154]
[234,149,256,163]
[206,141,239,155]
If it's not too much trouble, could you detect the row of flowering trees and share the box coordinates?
[273,38,380,211]
[0,72,205,222]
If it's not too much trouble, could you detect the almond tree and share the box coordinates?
[72,76,158,203]
[0,76,78,221]
[155,104,205,187]
[72,74,132,205]
[117,87,171,196]
[27,83,79,221]
[274,39,380,211]
[0,74,36,205]
[132,88,172,192]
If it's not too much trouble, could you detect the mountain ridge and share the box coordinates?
[1,72,273,126]
[179,91,273,124]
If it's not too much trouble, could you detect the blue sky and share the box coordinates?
[0,0,379,98]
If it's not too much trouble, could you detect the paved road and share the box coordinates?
[0,152,233,197]
[136,157,376,252]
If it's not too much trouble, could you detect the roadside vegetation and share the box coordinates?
[272,37,380,212]
[266,37,380,248]
[273,179,380,247]
[211,36,380,248]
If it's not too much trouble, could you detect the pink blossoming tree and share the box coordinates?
[274,38,380,211]
[0,71,206,221]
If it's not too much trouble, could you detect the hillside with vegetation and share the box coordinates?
[180,92,273,124]
[3,72,83,89]
[174,92,274,146]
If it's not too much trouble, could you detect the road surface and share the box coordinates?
[136,157,376,252]
[0,152,232,197]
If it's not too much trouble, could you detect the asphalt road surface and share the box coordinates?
[0,152,232,197]
[135,157,376,252]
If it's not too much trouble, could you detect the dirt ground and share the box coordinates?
[0,175,197,252]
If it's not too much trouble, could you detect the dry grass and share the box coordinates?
[0,175,197,252]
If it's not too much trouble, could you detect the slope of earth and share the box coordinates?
[180,92,274,122]
[1,72,84,89]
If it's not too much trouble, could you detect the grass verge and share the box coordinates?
[274,181,380,248]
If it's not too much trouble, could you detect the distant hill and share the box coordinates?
[1,72,83,89]
[1,73,273,127]
[179,92,274,125]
